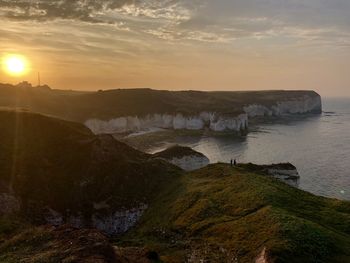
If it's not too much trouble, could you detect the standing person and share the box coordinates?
[234,159,237,166]
[230,159,233,167]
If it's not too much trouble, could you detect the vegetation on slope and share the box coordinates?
[0,110,180,222]
[0,108,346,263]
[121,164,350,263]
[0,83,321,122]
[0,218,117,263]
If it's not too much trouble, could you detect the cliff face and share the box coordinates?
[44,204,149,236]
[85,112,249,134]
[0,84,322,135]
[84,92,322,135]
[244,94,322,117]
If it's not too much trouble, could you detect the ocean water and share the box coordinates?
[144,98,350,201]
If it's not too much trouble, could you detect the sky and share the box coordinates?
[0,0,349,97]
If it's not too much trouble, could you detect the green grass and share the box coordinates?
[120,164,350,263]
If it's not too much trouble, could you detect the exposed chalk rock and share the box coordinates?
[92,204,148,235]
[267,168,299,180]
[243,105,273,117]
[240,163,300,187]
[244,95,322,117]
[266,164,300,186]
[210,114,248,132]
[167,156,210,172]
[43,204,148,236]
[255,247,270,263]
[85,112,248,134]
[85,95,321,135]
[154,146,210,171]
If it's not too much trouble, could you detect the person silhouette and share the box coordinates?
[234,159,237,166]
[230,159,233,167]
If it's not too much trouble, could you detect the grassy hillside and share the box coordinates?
[0,110,180,221]
[121,164,350,263]
[0,83,321,122]
[0,215,117,263]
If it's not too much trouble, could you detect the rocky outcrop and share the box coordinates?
[239,163,300,187]
[85,112,248,134]
[154,146,210,171]
[44,204,148,236]
[267,166,299,179]
[92,204,148,235]
[166,156,210,172]
[266,163,300,187]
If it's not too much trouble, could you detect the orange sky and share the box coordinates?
[0,1,350,97]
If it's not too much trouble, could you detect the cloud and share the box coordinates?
[0,0,195,25]
[0,0,136,22]
[1,0,350,48]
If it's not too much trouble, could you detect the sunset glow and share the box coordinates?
[0,1,349,96]
[3,55,28,76]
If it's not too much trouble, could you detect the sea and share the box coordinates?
[140,98,350,201]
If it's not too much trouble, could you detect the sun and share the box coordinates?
[3,55,28,76]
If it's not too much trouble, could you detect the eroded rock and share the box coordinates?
[154,145,210,171]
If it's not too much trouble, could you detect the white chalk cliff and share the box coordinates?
[243,95,322,117]
[85,95,321,135]
[85,112,248,134]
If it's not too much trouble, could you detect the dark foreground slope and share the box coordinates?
[0,223,117,263]
[0,110,349,263]
[121,164,350,263]
[2,164,349,263]
[0,110,180,229]
[0,83,321,122]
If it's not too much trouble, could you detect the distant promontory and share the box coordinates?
[0,83,322,135]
